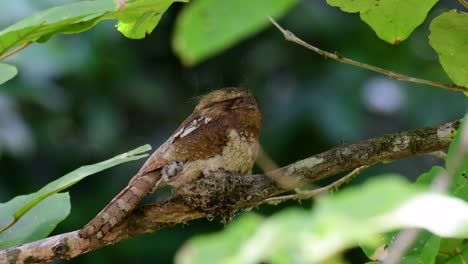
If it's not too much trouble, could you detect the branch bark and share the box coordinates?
[0,119,460,264]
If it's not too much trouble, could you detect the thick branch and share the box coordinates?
[0,120,460,264]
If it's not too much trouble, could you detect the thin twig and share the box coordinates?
[460,0,468,9]
[268,17,468,94]
[256,146,304,190]
[0,219,16,235]
[428,150,447,160]
[256,146,280,172]
[0,42,32,60]
[263,165,369,203]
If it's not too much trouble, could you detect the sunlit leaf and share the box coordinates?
[173,0,298,65]
[177,176,468,264]
[0,144,151,248]
[113,0,189,39]
[0,63,17,85]
[0,0,185,55]
[326,0,438,44]
[0,0,118,55]
[446,116,467,183]
[0,193,70,249]
[176,214,263,264]
[429,11,468,88]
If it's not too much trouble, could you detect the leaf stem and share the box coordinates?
[269,18,468,94]
[0,219,16,235]
[0,42,32,60]
[428,150,447,160]
[262,165,370,203]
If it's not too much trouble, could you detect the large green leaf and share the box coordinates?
[435,116,468,258]
[176,214,264,264]
[0,193,70,249]
[0,144,151,247]
[0,0,118,55]
[176,176,468,264]
[446,116,467,182]
[363,118,468,262]
[0,63,17,85]
[444,243,468,264]
[173,0,298,65]
[429,11,468,88]
[112,0,189,39]
[0,0,185,55]
[395,232,440,264]
[326,0,438,44]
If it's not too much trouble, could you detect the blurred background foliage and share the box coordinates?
[0,0,466,263]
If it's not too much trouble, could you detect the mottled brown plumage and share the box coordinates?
[79,87,261,239]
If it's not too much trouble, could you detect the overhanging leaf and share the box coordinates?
[173,0,298,65]
[429,11,468,88]
[0,144,151,241]
[444,243,468,263]
[176,214,264,264]
[112,0,189,39]
[378,193,468,238]
[446,116,467,179]
[326,0,438,44]
[0,0,118,55]
[0,63,18,85]
[0,193,70,249]
[177,176,468,264]
[0,0,185,56]
[362,163,461,262]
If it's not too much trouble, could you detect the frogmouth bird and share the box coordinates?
[79,87,262,239]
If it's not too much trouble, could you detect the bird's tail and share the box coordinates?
[79,170,162,239]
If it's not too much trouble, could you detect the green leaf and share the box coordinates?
[446,116,467,181]
[429,11,468,88]
[435,116,468,261]
[362,166,446,261]
[0,0,118,55]
[173,0,298,65]
[326,0,438,44]
[176,214,263,264]
[364,125,468,263]
[316,175,418,221]
[176,176,468,264]
[0,193,70,249]
[0,144,151,244]
[399,232,440,264]
[437,238,464,262]
[446,118,467,202]
[415,166,445,186]
[444,242,468,264]
[0,0,185,56]
[112,0,188,39]
[0,63,18,85]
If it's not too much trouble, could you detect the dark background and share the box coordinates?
[0,0,466,263]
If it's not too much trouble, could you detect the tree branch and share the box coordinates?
[268,18,468,94]
[0,119,460,264]
[261,165,370,204]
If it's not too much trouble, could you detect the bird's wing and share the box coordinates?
[138,113,229,175]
